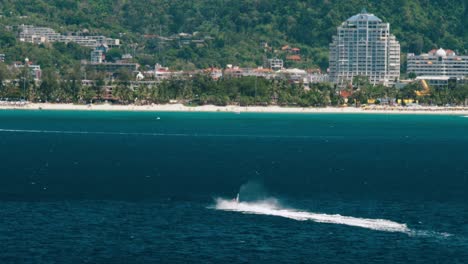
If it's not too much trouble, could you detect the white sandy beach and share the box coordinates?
[1,102,468,115]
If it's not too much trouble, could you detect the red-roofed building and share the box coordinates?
[286,55,301,61]
[290,48,300,54]
[445,49,455,56]
[428,49,438,55]
[224,66,244,78]
[204,67,223,80]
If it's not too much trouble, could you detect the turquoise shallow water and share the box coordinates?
[0,110,467,263]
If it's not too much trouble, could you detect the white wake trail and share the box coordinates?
[214,198,455,239]
[0,129,191,137]
[0,128,335,139]
[214,198,410,233]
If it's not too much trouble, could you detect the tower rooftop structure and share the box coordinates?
[346,9,382,23]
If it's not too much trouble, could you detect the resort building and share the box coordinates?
[414,76,459,88]
[307,72,330,84]
[90,50,104,63]
[407,48,468,78]
[329,9,400,87]
[18,25,120,48]
[278,68,308,84]
[203,67,223,80]
[14,61,42,81]
[0,54,5,63]
[407,48,468,87]
[268,58,284,70]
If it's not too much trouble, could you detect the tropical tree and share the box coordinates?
[113,84,134,104]
[0,63,11,98]
[452,84,468,106]
[78,85,97,104]
[38,69,60,102]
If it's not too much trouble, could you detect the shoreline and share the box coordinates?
[1,103,468,115]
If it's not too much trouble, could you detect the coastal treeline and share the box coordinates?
[120,77,468,107]
[1,66,468,107]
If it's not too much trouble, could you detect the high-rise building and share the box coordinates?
[329,9,400,87]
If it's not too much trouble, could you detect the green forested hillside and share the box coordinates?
[0,0,466,71]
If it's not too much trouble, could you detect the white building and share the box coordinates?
[19,25,120,48]
[329,9,400,87]
[14,62,42,81]
[19,25,59,44]
[90,49,104,63]
[279,68,308,84]
[308,73,330,83]
[268,58,284,70]
[407,48,468,88]
[407,48,468,78]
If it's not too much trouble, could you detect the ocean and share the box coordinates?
[0,110,467,263]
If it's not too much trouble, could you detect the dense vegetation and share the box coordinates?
[1,67,467,107]
[0,0,466,71]
[0,1,467,107]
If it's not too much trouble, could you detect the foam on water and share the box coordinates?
[0,128,323,138]
[213,198,454,238]
[0,128,346,139]
[0,128,193,136]
[214,198,409,233]
[0,128,461,141]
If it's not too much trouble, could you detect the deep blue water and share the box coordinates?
[0,110,467,263]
